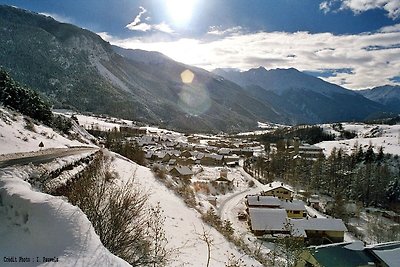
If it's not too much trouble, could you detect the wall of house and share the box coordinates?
[286,210,307,218]
[263,187,292,200]
[305,230,344,243]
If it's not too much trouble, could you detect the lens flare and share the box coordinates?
[178,84,211,116]
[181,69,195,84]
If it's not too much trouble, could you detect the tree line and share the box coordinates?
[247,141,400,215]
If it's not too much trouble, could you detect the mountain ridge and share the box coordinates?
[0,5,393,131]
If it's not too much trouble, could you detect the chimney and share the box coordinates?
[257,195,260,201]
[269,183,272,187]
[281,182,283,186]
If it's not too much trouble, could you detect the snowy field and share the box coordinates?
[0,108,95,156]
[317,123,400,156]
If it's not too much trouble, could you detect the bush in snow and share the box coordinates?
[57,151,172,266]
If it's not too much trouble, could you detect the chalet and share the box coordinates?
[262,182,294,200]
[307,195,321,211]
[246,195,281,209]
[214,176,234,184]
[200,153,224,166]
[280,200,307,218]
[248,208,289,236]
[224,155,240,166]
[176,157,195,166]
[120,126,147,135]
[181,150,193,158]
[169,166,193,180]
[290,218,347,244]
[137,136,157,146]
[218,148,231,155]
[246,195,307,218]
[167,159,176,165]
[290,138,324,160]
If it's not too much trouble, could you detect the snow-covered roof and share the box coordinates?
[218,148,231,154]
[280,200,306,211]
[248,208,288,231]
[290,218,347,237]
[171,166,193,176]
[247,195,281,207]
[299,144,323,150]
[368,241,400,267]
[263,181,294,193]
[205,153,224,160]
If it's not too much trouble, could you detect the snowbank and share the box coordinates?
[0,167,129,266]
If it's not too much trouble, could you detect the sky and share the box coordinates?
[1,0,400,89]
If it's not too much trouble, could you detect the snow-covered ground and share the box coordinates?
[57,111,183,137]
[0,108,95,156]
[0,156,129,266]
[110,155,263,267]
[317,123,400,156]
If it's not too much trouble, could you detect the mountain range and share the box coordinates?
[0,5,399,132]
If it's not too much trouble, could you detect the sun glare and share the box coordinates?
[166,0,197,26]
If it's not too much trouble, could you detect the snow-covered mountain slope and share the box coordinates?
[0,107,95,156]
[214,67,349,96]
[359,85,400,113]
[110,154,262,267]
[0,162,129,267]
[316,123,400,156]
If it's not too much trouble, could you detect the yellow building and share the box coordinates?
[262,181,294,200]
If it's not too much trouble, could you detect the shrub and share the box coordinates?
[58,152,171,266]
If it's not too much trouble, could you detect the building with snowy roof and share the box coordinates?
[290,218,347,244]
[261,181,294,200]
[248,208,289,236]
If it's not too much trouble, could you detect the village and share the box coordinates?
[94,122,400,267]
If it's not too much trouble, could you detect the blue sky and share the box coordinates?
[1,0,400,89]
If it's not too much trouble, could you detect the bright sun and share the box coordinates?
[166,0,197,26]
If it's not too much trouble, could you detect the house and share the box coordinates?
[200,153,224,166]
[368,241,400,267]
[246,195,307,218]
[290,138,324,160]
[224,155,240,166]
[280,200,307,218]
[120,126,147,136]
[218,148,231,155]
[169,166,193,180]
[248,208,289,236]
[246,195,281,209]
[307,195,321,210]
[262,182,294,200]
[290,218,347,244]
[297,241,400,267]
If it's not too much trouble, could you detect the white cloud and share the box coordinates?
[379,23,400,32]
[125,6,174,33]
[207,26,243,36]
[321,0,400,19]
[100,28,400,89]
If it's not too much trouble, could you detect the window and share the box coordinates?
[293,211,300,214]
